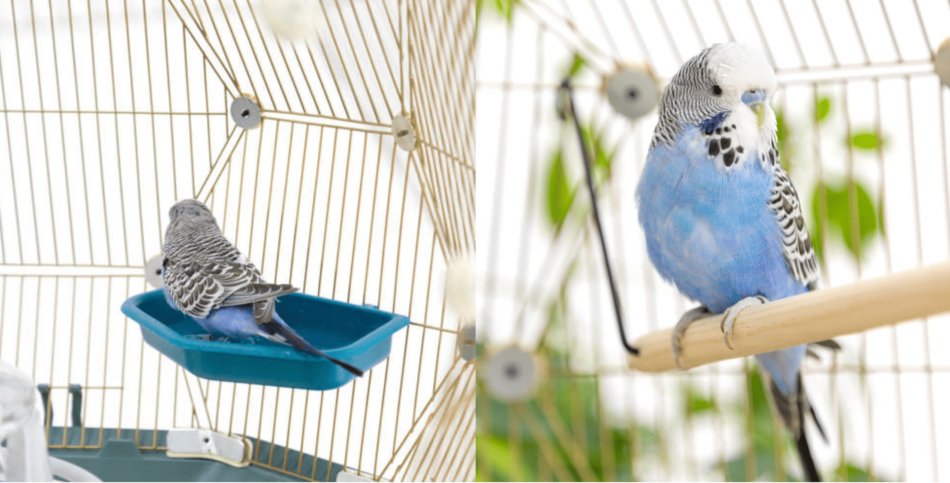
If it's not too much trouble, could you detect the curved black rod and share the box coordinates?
[557,79,639,356]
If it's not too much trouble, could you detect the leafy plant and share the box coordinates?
[476,361,649,482]
[815,96,831,124]
[775,109,791,171]
[545,150,575,230]
[543,123,614,231]
[849,130,886,150]
[810,180,879,262]
[564,53,587,80]
[477,0,518,25]
[683,384,717,415]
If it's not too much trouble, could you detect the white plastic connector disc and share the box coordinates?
[259,0,320,39]
[392,115,417,152]
[445,253,475,322]
[145,254,164,289]
[604,66,660,121]
[936,38,950,89]
[483,347,538,402]
[457,323,476,362]
[230,96,262,130]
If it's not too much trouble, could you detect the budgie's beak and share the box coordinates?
[742,88,767,129]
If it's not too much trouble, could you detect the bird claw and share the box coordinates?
[720,296,768,350]
[671,306,711,369]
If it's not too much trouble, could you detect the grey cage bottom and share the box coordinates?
[43,427,346,482]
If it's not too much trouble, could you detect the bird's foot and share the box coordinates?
[671,305,711,369]
[194,333,232,343]
[721,296,768,350]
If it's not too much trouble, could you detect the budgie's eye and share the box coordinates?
[711,85,723,96]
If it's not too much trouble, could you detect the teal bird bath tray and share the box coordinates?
[121,290,409,391]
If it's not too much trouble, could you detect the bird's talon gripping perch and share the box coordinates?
[722,327,734,350]
[720,296,768,350]
[671,305,711,369]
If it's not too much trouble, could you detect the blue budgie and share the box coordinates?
[636,42,829,481]
[161,199,363,377]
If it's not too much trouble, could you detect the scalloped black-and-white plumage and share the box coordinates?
[162,199,296,324]
[764,143,821,290]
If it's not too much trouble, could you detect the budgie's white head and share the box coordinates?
[703,42,776,114]
[652,42,778,170]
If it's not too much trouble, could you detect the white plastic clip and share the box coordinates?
[166,371,253,467]
[166,428,252,468]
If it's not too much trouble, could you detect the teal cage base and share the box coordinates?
[45,427,346,482]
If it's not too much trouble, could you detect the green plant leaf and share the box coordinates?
[579,124,613,186]
[878,195,886,237]
[810,180,879,261]
[816,97,831,123]
[776,110,788,143]
[476,0,517,25]
[545,150,575,230]
[850,131,885,150]
[565,53,587,79]
[684,387,716,414]
[494,0,517,22]
[476,435,512,481]
[775,109,791,171]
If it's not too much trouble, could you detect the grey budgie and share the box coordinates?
[161,199,363,377]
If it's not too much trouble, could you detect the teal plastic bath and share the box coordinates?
[121,290,409,391]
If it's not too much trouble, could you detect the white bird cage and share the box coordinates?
[477,0,950,481]
[0,0,474,481]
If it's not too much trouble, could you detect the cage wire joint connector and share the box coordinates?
[230,95,263,130]
[556,79,640,357]
[392,114,417,152]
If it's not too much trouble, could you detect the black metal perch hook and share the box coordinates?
[557,79,640,356]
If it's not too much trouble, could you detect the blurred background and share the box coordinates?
[476,0,950,481]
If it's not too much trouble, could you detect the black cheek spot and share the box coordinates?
[723,149,735,166]
[724,126,731,133]
[731,124,736,129]
[716,127,722,134]
[769,150,775,165]
[708,139,720,157]
[736,146,744,153]
[720,137,731,149]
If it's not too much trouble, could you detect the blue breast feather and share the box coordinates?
[637,125,809,315]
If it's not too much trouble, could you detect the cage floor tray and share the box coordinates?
[121,290,409,391]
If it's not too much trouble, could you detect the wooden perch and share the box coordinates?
[627,261,950,373]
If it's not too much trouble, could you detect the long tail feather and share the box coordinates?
[796,427,821,482]
[262,320,364,377]
[810,405,828,443]
[797,378,821,482]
